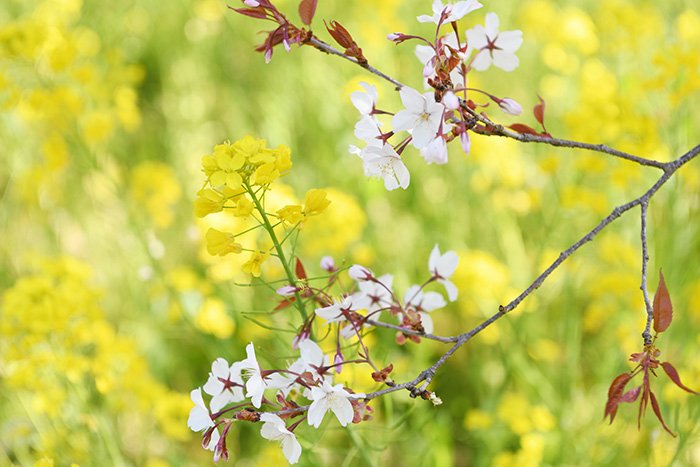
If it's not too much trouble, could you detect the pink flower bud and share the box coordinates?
[243,0,260,6]
[276,285,297,296]
[460,131,471,155]
[387,32,402,41]
[334,350,344,374]
[349,264,373,281]
[497,97,523,116]
[442,91,459,110]
[320,256,336,271]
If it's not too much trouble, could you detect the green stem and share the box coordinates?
[245,183,308,321]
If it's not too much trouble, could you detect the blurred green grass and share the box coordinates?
[1,0,700,465]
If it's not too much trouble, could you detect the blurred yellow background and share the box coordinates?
[1,0,699,465]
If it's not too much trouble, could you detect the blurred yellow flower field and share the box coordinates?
[1,0,699,465]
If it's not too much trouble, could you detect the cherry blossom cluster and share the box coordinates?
[187,245,458,463]
[350,2,524,190]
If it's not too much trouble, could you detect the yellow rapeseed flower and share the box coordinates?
[194,188,224,217]
[277,205,304,225]
[303,188,331,217]
[205,228,242,256]
[242,250,270,277]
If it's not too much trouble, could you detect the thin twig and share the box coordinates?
[365,318,458,343]
[304,35,668,170]
[306,36,404,89]
[640,200,654,344]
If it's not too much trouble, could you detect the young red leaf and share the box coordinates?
[649,391,676,436]
[231,7,268,19]
[619,385,642,403]
[652,270,673,333]
[274,297,296,310]
[604,372,632,423]
[661,361,699,394]
[325,20,354,48]
[298,0,317,26]
[533,95,545,125]
[509,123,540,136]
[295,258,307,280]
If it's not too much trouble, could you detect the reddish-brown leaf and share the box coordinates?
[509,123,540,135]
[274,297,296,310]
[298,0,317,25]
[604,373,632,423]
[661,361,699,394]
[533,95,546,125]
[652,270,673,333]
[620,385,642,403]
[325,20,354,48]
[295,258,307,280]
[231,7,268,19]
[649,391,676,436]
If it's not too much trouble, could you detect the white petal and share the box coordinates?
[497,30,523,52]
[203,375,224,396]
[422,291,447,311]
[492,50,519,71]
[441,279,459,301]
[404,285,423,306]
[315,303,343,322]
[307,398,328,428]
[399,86,425,113]
[470,50,492,71]
[415,44,436,64]
[211,358,230,379]
[281,434,303,464]
[206,427,220,452]
[484,12,499,36]
[466,26,488,50]
[392,109,419,133]
[420,312,435,334]
[428,245,441,272]
[188,405,213,432]
[210,391,233,413]
[436,250,459,277]
[299,339,324,365]
[330,396,354,427]
[393,160,411,189]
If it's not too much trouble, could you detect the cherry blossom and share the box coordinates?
[403,285,447,334]
[259,413,303,464]
[203,358,245,412]
[350,81,378,117]
[352,273,394,316]
[307,381,365,428]
[466,12,523,72]
[315,296,355,323]
[187,388,221,452]
[239,342,269,408]
[417,0,483,25]
[428,244,459,301]
[360,144,411,191]
[392,86,445,149]
[420,136,449,165]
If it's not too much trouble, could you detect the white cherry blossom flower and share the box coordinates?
[466,12,523,72]
[403,285,447,334]
[352,273,394,315]
[420,136,449,165]
[315,296,354,323]
[187,388,221,452]
[361,144,410,191]
[239,342,269,408]
[417,0,483,24]
[353,115,383,146]
[349,264,374,281]
[307,381,365,428]
[392,86,445,149]
[415,32,463,84]
[203,358,245,412]
[259,413,303,464]
[429,244,459,301]
[350,82,378,116]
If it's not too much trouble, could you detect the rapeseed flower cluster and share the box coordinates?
[195,136,330,277]
[0,258,190,465]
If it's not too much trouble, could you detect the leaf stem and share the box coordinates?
[245,183,308,321]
